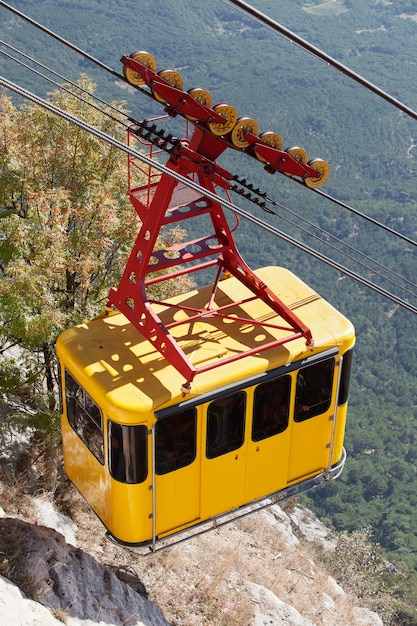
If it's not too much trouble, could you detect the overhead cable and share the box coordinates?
[0,0,155,104]
[1,1,417,310]
[312,186,417,249]
[3,40,415,300]
[0,0,122,81]
[3,42,416,302]
[3,0,416,255]
[2,75,417,316]
[0,40,126,119]
[264,198,417,299]
[4,33,416,260]
[4,0,417,122]
[225,0,417,121]
[0,45,128,128]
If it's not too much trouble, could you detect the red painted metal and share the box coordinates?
[106,123,314,388]
[120,55,226,125]
[120,55,321,182]
[244,132,322,180]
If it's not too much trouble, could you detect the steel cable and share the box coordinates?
[2,75,417,316]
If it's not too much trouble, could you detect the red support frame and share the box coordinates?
[107,124,313,389]
[120,54,325,182]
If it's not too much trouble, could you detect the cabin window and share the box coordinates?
[338,348,354,406]
[206,391,246,458]
[155,408,197,475]
[65,371,104,464]
[108,421,148,484]
[295,358,335,422]
[253,375,290,441]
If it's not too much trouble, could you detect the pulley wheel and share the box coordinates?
[255,131,283,162]
[208,104,238,136]
[186,88,213,121]
[123,51,156,86]
[230,117,259,149]
[286,146,308,164]
[284,146,308,177]
[152,69,184,103]
[304,159,330,188]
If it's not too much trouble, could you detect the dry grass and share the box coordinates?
[67,490,385,626]
[0,430,391,625]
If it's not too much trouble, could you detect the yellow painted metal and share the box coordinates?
[288,395,335,483]
[304,158,331,188]
[244,386,292,502]
[200,398,247,519]
[208,103,238,136]
[123,51,156,86]
[331,402,348,465]
[155,449,201,538]
[57,266,355,546]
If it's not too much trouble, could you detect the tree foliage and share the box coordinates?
[0,77,190,407]
[317,526,417,624]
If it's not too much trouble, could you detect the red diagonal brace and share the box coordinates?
[107,126,314,388]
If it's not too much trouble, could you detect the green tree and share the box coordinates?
[0,77,190,411]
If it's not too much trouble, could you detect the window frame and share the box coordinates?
[108,420,148,484]
[155,408,197,475]
[294,357,335,422]
[206,390,246,459]
[252,374,291,441]
[64,370,104,464]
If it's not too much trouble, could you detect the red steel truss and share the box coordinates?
[106,122,313,389]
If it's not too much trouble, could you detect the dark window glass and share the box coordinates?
[338,348,354,406]
[253,375,290,441]
[207,391,246,458]
[108,421,148,484]
[65,371,104,464]
[85,394,102,428]
[155,409,196,475]
[295,358,335,422]
[155,409,197,474]
[66,372,79,396]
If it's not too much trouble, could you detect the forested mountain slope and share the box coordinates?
[2,0,417,575]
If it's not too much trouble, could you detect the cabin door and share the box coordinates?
[154,408,201,538]
[288,357,337,482]
[245,374,292,502]
[200,390,247,519]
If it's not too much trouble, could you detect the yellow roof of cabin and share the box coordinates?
[56,266,354,419]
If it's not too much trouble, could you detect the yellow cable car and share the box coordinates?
[57,51,354,552]
[56,265,354,552]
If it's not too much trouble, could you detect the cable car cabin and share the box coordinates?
[56,265,354,551]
